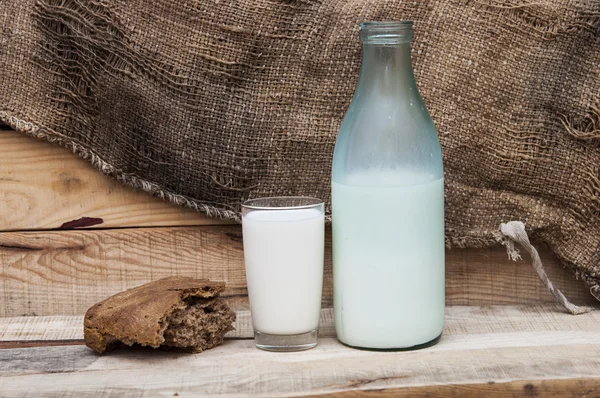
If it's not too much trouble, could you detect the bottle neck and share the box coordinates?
[356,43,417,96]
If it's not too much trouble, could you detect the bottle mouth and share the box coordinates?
[360,21,414,44]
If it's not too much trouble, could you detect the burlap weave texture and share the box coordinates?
[1,0,599,297]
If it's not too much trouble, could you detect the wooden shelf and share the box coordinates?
[1,305,600,396]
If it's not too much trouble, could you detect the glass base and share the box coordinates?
[254,329,318,352]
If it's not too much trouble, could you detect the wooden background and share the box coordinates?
[2,123,600,397]
[0,124,596,317]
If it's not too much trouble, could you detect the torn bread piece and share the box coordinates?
[84,277,236,354]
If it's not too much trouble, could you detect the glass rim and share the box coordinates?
[241,196,324,211]
[359,21,414,44]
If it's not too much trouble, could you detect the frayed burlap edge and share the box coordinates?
[0,111,242,222]
[3,110,599,310]
[1,111,525,241]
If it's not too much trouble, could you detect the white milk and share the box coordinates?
[242,208,324,335]
[332,171,444,349]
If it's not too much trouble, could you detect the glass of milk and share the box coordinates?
[241,197,324,352]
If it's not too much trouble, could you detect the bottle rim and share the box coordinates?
[359,21,414,44]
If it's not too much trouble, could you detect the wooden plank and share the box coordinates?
[0,315,85,341]
[0,340,84,349]
[0,226,253,316]
[0,310,327,341]
[0,305,599,397]
[0,310,326,341]
[1,305,599,342]
[444,241,596,307]
[0,129,231,231]
[0,226,596,317]
[321,380,600,397]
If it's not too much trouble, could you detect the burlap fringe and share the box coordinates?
[3,112,599,313]
[0,112,242,222]
[494,221,594,315]
[560,104,600,141]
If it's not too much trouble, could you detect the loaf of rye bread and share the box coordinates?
[84,277,236,354]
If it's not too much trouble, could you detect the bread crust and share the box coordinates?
[84,277,234,354]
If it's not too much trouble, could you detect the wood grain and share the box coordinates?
[0,340,84,349]
[2,305,599,342]
[0,315,85,341]
[0,226,596,316]
[0,305,599,397]
[0,129,230,231]
[0,310,318,341]
[322,379,600,397]
[0,226,252,316]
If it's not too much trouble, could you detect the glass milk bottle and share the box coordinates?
[332,21,444,350]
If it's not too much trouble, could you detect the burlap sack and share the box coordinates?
[1,1,599,302]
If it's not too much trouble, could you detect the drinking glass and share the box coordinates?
[242,197,324,351]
